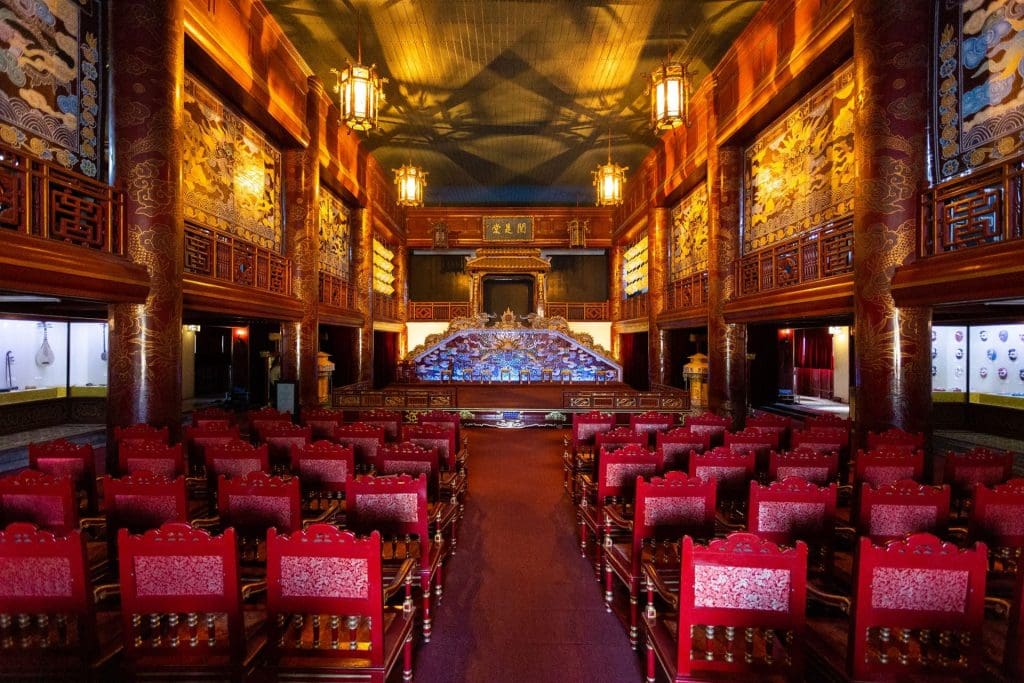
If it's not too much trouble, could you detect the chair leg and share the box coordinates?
[403,632,414,681]
[646,634,656,683]
[579,515,587,557]
[604,563,613,613]
[422,577,432,642]
[628,593,639,649]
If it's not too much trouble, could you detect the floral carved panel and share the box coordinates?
[743,63,854,252]
[693,565,791,612]
[319,189,352,280]
[0,557,72,597]
[669,184,709,281]
[134,555,224,596]
[936,1,1024,179]
[0,0,102,177]
[280,556,368,599]
[870,567,968,613]
[182,75,282,252]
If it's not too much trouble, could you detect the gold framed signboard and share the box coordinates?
[483,216,533,241]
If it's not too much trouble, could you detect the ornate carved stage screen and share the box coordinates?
[407,311,621,383]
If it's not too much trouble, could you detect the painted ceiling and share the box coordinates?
[264,0,764,205]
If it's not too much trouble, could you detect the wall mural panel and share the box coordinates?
[319,189,352,280]
[182,75,283,252]
[743,63,854,252]
[669,184,709,281]
[936,1,1024,180]
[0,0,101,178]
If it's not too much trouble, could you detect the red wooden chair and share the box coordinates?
[116,523,265,680]
[966,478,1024,582]
[655,427,711,472]
[768,447,839,485]
[28,438,97,511]
[791,426,848,455]
[853,448,925,488]
[943,447,1014,513]
[370,441,440,493]
[401,422,467,504]
[0,523,119,679]
[596,426,650,453]
[258,422,311,468]
[217,472,302,562]
[0,470,78,534]
[688,446,757,506]
[629,411,676,447]
[847,534,986,680]
[205,440,270,484]
[190,406,235,428]
[103,471,189,534]
[604,472,716,648]
[289,440,355,504]
[682,412,731,447]
[358,409,402,441]
[746,412,793,450]
[301,407,345,441]
[183,423,242,477]
[803,413,851,431]
[748,477,838,557]
[724,427,780,478]
[264,525,416,682]
[571,410,617,452]
[118,440,187,478]
[564,411,616,500]
[866,428,925,452]
[1007,556,1024,678]
[642,533,808,681]
[418,409,462,447]
[246,406,293,442]
[346,473,445,642]
[334,422,386,469]
[857,480,951,544]
[578,444,660,576]
[114,424,169,448]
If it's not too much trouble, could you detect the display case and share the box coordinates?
[932,323,1024,409]
[0,319,107,405]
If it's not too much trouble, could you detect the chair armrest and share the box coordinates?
[383,558,417,603]
[642,561,679,612]
[93,582,121,603]
[79,515,106,533]
[190,515,220,530]
[302,500,340,529]
[986,595,1012,618]
[807,582,851,615]
[241,580,267,601]
[834,525,857,542]
[604,504,633,531]
[946,526,968,543]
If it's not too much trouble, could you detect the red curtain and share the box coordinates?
[794,329,833,398]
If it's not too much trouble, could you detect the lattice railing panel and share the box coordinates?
[184,223,291,295]
[319,272,356,309]
[667,271,709,311]
[620,293,649,321]
[737,218,853,297]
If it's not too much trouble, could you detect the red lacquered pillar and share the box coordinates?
[647,206,670,387]
[354,204,374,384]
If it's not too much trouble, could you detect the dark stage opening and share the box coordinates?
[482,276,534,321]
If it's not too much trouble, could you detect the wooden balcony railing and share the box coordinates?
[545,301,610,321]
[373,293,398,320]
[667,271,709,310]
[921,156,1024,256]
[562,387,690,411]
[319,272,356,309]
[409,301,472,321]
[0,144,123,255]
[184,224,292,295]
[737,218,853,297]
[620,292,649,321]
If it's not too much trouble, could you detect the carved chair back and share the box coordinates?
[217,472,302,537]
[190,406,234,429]
[334,422,386,469]
[849,534,987,680]
[571,410,616,452]
[183,424,241,471]
[858,480,951,544]
[633,472,716,554]
[372,442,441,498]
[803,413,852,431]
[258,423,311,467]
[854,448,926,488]
[346,474,430,547]
[247,407,293,442]
[104,471,188,533]
[768,448,839,486]
[968,478,1024,561]
[594,445,661,506]
[0,470,78,534]
[943,447,1014,502]
[401,422,456,472]
[595,427,648,457]
[289,440,355,498]
[417,409,461,444]
[0,523,99,673]
[629,411,676,446]
[300,407,345,441]
[358,410,402,441]
[689,446,757,502]
[748,477,838,546]
[118,440,186,478]
[791,427,849,455]
[117,523,246,667]
[866,428,925,452]
[113,424,170,447]
[265,525,389,664]
[205,440,270,481]
[745,412,793,449]
[673,533,807,677]
[724,428,780,475]
[656,427,711,472]
[29,438,96,510]
[682,412,731,447]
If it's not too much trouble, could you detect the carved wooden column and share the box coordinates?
[108,0,184,451]
[609,244,623,361]
[648,206,670,387]
[852,0,931,438]
[281,77,325,408]
[354,206,374,384]
[395,241,409,356]
[707,142,746,422]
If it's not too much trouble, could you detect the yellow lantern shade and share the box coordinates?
[394,164,427,207]
[648,61,691,130]
[332,62,385,132]
[593,160,627,206]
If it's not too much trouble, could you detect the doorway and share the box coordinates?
[482,276,534,320]
[620,331,650,390]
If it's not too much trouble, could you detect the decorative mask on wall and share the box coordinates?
[987,348,998,361]
[999,330,1009,342]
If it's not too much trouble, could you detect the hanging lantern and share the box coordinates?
[594,130,627,206]
[394,164,427,207]
[331,60,385,132]
[648,61,692,130]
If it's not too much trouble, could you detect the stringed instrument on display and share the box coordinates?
[36,322,55,367]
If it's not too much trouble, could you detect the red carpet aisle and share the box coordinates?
[415,427,641,683]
